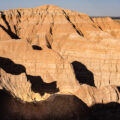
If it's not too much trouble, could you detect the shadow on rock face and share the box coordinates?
[1,89,120,120]
[0,57,59,96]
[0,89,90,120]
[0,13,20,39]
[117,86,120,93]
[27,75,59,96]
[0,57,26,75]
[90,102,120,120]
[71,61,95,87]
[32,45,42,50]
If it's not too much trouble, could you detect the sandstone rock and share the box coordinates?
[1,5,120,88]
[0,5,120,105]
[0,39,80,101]
[93,17,120,38]
[0,68,42,102]
[75,84,120,106]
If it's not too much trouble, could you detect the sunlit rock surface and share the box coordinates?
[0,5,120,119]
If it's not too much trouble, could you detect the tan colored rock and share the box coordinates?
[75,85,120,106]
[0,39,80,101]
[0,5,87,48]
[0,68,42,102]
[56,38,120,88]
[0,5,120,104]
[93,17,120,38]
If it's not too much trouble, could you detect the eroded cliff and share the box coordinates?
[0,5,120,108]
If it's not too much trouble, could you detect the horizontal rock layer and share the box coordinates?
[0,39,80,101]
[0,5,120,88]
[0,5,120,106]
[75,85,120,106]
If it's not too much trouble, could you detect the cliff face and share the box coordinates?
[0,40,80,101]
[0,5,120,106]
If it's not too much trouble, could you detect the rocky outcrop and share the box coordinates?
[59,42,120,88]
[0,39,81,101]
[92,17,120,38]
[0,6,120,88]
[75,85,120,106]
[0,68,42,101]
[0,5,120,107]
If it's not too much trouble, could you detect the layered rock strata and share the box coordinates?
[0,39,80,101]
[1,5,120,88]
[0,5,120,106]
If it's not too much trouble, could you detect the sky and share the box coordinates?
[0,0,120,16]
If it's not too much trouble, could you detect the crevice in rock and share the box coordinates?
[17,10,21,18]
[45,15,55,49]
[45,35,52,49]
[63,10,84,37]
[32,45,42,50]
[50,26,53,35]
[90,17,103,31]
[0,12,20,39]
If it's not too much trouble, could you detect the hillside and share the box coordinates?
[0,5,120,120]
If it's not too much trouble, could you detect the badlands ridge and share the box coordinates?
[0,5,120,120]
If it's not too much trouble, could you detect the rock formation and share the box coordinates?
[1,5,120,88]
[0,39,81,101]
[0,68,42,101]
[0,5,120,119]
[75,85,120,106]
[93,17,120,38]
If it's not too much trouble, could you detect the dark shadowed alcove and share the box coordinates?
[32,45,42,50]
[27,75,59,96]
[71,61,95,87]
